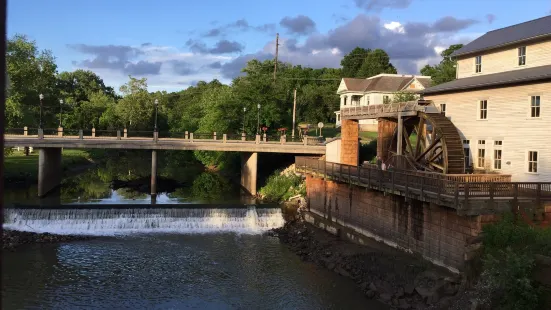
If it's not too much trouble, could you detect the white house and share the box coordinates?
[421,15,551,182]
[335,74,431,131]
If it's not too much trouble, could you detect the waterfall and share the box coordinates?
[3,207,285,236]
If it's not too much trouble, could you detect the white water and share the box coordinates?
[3,207,285,236]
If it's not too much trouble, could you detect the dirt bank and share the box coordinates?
[269,211,466,309]
[3,230,95,251]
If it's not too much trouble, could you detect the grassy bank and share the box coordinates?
[3,149,100,181]
[258,166,305,203]
[478,214,551,309]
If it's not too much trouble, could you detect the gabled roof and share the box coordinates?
[420,64,551,95]
[340,75,431,93]
[452,15,551,58]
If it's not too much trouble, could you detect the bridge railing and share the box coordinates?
[4,128,327,146]
[341,100,437,119]
[295,157,551,211]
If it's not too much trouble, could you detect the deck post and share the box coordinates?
[79,130,83,139]
[57,127,63,137]
[24,126,28,136]
[214,132,217,140]
[92,128,96,137]
[190,132,194,142]
[223,134,227,143]
[255,134,260,144]
[397,112,403,155]
[185,131,189,140]
[123,128,128,138]
[420,176,425,200]
[117,130,121,140]
[242,132,246,142]
[38,128,44,139]
[464,183,470,210]
[454,183,459,209]
[263,133,266,142]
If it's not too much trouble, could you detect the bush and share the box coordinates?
[4,148,14,156]
[481,213,551,309]
[359,140,377,163]
[259,170,305,202]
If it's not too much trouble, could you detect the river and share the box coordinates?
[2,152,386,309]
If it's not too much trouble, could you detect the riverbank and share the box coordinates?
[270,210,464,309]
[3,149,103,187]
[3,230,95,250]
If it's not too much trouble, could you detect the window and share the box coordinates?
[494,140,502,146]
[343,96,347,106]
[463,139,470,145]
[409,83,416,89]
[478,149,485,168]
[383,95,391,104]
[518,46,526,66]
[478,140,485,145]
[528,151,538,173]
[475,55,482,73]
[464,147,470,168]
[531,96,540,118]
[479,100,488,119]
[440,104,446,115]
[351,95,361,106]
[494,150,502,170]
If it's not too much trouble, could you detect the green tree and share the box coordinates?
[340,47,370,78]
[115,76,154,130]
[356,49,397,78]
[393,91,418,103]
[420,44,464,86]
[6,34,58,127]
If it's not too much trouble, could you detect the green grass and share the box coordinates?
[3,149,93,179]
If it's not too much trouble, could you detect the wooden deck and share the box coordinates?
[296,157,551,215]
[340,100,440,120]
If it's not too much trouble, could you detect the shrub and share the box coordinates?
[259,170,305,202]
[4,148,14,156]
[481,213,551,309]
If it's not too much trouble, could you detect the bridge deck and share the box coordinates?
[340,100,439,120]
[296,157,551,215]
[5,136,326,154]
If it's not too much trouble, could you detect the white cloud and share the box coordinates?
[384,21,405,34]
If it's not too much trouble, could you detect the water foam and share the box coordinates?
[3,207,285,236]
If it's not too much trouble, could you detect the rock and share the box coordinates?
[398,298,411,309]
[414,270,448,304]
[335,266,352,278]
[404,284,415,295]
[379,293,392,302]
[326,262,336,270]
[392,298,399,306]
[369,282,377,292]
[360,282,369,291]
[365,290,376,299]
[470,299,480,310]
[395,286,405,298]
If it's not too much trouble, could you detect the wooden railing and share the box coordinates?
[340,100,438,119]
[296,157,551,212]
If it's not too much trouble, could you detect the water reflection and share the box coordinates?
[4,153,243,206]
[2,235,387,310]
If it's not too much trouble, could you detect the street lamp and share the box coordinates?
[39,94,44,129]
[256,104,261,135]
[59,99,64,127]
[242,107,247,133]
[154,99,159,132]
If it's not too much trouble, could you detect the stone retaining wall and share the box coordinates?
[306,175,495,272]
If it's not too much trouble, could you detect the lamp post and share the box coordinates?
[242,107,247,133]
[154,99,159,132]
[59,99,64,127]
[256,104,261,135]
[39,94,44,129]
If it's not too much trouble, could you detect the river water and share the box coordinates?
[2,154,386,309]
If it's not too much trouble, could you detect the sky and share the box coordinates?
[7,0,551,92]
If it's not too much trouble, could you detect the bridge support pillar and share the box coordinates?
[38,148,62,197]
[151,150,157,196]
[377,118,397,162]
[340,119,359,166]
[241,152,258,196]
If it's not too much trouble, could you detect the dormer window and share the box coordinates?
[475,56,482,73]
[518,46,526,66]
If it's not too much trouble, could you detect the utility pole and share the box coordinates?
[292,88,297,138]
[273,33,279,82]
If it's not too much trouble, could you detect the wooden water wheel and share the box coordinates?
[386,112,465,174]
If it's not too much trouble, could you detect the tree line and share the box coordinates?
[5,34,462,136]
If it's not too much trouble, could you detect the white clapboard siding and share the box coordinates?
[425,82,551,182]
[457,39,551,79]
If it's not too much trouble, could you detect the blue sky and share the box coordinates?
[8,0,551,92]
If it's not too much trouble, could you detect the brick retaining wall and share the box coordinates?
[306,175,495,272]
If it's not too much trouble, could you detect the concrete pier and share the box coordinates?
[151,150,157,196]
[240,152,258,195]
[38,148,62,197]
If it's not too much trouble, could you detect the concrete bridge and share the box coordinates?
[4,128,326,197]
